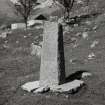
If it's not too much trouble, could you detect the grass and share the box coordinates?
[0,28,42,105]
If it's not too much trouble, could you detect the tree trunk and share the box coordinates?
[24,17,28,29]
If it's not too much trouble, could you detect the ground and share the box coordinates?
[1,0,105,105]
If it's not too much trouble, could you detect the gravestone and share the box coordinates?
[21,20,85,93]
[40,21,65,87]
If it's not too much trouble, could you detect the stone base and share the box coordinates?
[21,80,84,93]
[21,81,40,92]
[50,80,84,93]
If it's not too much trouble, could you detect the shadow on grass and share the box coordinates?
[65,70,88,83]
[61,70,88,94]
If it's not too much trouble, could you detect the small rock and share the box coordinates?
[90,40,99,48]
[85,21,91,25]
[0,32,7,39]
[24,36,27,38]
[65,95,69,99]
[73,43,78,48]
[70,58,77,64]
[88,52,95,59]
[74,24,78,27]
[93,26,98,30]
[82,32,88,39]
[24,94,26,96]
[16,41,19,44]
[82,72,92,78]
[70,58,84,64]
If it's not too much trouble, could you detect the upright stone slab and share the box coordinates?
[40,21,65,87]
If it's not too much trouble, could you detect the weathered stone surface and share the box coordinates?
[21,80,84,93]
[21,81,39,92]
[34,86,50,93]
[40,21,65,87]
[50,80,84,93]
